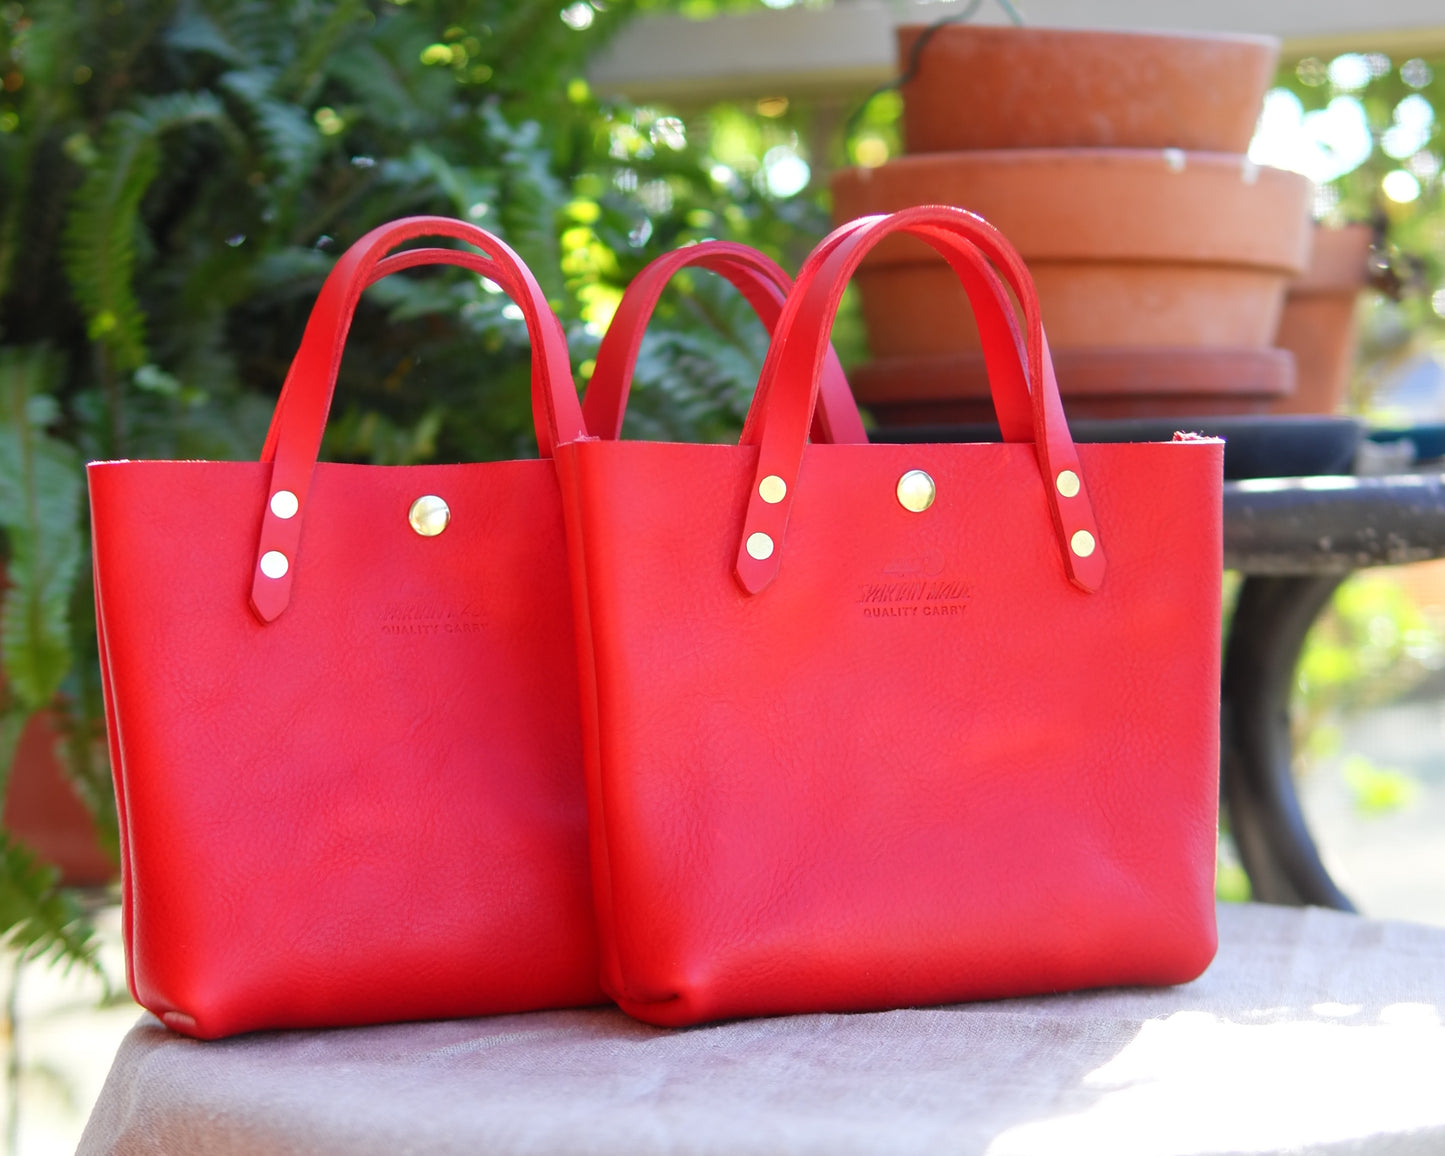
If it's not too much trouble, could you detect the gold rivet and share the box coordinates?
[270,490,299,519]
[1056,470,1080,499]
[759,475,787,504]
[746,531,774,560]
[896,469,936,513]
[408,495,450,537]
[259,550,289,579]
[1071,530,1096,558]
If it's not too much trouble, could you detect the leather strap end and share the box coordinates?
[248,495,305,622]
[1061,507,1107,593]
[249,571,290,623]
[1066,545,1107,593]
[1033,332,1106,592]
[732,490,789,595]
[1045,453,1105,592]
[733,550,777,596]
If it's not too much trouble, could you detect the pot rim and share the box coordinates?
[832,150,1314,274]
[895,23,1281,51]
[851,347,1296,402]
[839,147,1303,173]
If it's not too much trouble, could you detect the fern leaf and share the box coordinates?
[0,349,83,713]
[220,69,323,196]
[247,247,335,297]
[62,92,234,372]
[623,272,773,444]
[325,23,452,138]
[483,107,568,304]
[62,115,161,370]
[406,144,498,224]
[0,831,101,977]
[163,4,247,65]
[51,576,120,863]
[187,0,292,71]
[280,0,369,104]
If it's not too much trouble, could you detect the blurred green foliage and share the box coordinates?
[1341,753,1420,815]
[1271,51,1445,408]
[0,0,842,968]
[1294,571,1445,818]
[1275,51,1442,274]
[1264,52,1445,829]
[1215,854,1252,904]
[1298,572,1445,717]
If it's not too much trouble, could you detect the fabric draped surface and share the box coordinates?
[80,902,1445,1156]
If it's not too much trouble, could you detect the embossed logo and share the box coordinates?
[859,553,969,619]
[379,601,484,635]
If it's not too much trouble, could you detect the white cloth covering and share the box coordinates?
[79,902,1445,1155]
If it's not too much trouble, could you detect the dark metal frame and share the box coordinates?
[1222,475,1445,910]
[1221,575,1352,908]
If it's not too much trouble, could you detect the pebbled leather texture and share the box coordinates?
[92,456,602,1038]
[554,206,1224,1027]
[91,222,859,1038]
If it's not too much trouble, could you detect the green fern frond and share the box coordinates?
[406,144,498,225]
[163,4,247,66]
[325,21,454,137]
[0,831,102,977]
[2,0,84,93]
[323,406,445,467]
[483,108,568,303]
[623,271,773,444]
[280,0,368,104]
[62,92,235,372]
[0,349,83,714]
[220,69,324,196]
[247,247,335,297]
[181,0,292,71]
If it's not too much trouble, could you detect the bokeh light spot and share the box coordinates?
[1382,169,1421,203]
[761,145,810,197]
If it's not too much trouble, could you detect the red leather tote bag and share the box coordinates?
[554,205,1224,1027]
[89,218,863,1038]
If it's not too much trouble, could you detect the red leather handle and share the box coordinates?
[260,248,518,454]
[584,241,867,445]
[736,218,1034,448]
[250,216,584,623]
[733,205,1104,596]
[369,247,507,284]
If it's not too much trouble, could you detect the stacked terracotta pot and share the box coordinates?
[1271,222,1374,415]
[831,25,1316,423]
[1,710,115,885]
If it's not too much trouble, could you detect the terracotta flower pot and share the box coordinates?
[1270,223,1374,416]
[897,25,1279,154]
[850,347,1296,426]
[831,149,1313,357]
[2,709,115,886]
